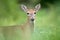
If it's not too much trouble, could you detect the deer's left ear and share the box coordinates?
[21,4,28,12]
[34,4,41,12]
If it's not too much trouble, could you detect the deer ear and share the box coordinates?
[35,4,41,12]
[21,4,28,12]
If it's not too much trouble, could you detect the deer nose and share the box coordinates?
[31,19,34,21]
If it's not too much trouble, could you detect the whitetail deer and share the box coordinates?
[0,4,41,40]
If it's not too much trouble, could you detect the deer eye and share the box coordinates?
[27,13,29,15]
[34,13,36,14]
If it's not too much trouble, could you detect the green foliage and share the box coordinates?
[0,0,27,26]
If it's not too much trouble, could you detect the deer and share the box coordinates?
[0,4,41,40]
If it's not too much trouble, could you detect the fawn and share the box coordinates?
[0,4,41,40]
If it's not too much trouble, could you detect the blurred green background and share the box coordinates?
[0,0,60,40]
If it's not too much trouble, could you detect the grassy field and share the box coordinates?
[0,1,60,40]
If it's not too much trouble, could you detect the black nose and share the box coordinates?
[31,19,34,21]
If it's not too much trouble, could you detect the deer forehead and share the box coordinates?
[27,9,35,14]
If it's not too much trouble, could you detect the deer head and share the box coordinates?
[21,4,41,21]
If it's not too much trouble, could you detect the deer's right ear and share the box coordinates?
[21,4,28,12]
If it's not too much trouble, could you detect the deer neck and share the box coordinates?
[27,17,34,31]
